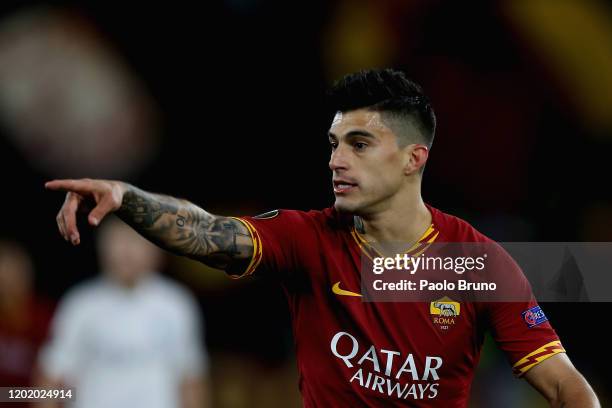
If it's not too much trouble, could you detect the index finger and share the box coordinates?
[45,179,93,195]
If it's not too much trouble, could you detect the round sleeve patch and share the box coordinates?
[253,209,280,220]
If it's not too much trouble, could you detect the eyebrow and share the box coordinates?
[328,130,377,139]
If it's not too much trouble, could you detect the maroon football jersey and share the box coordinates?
[231,204,564,407]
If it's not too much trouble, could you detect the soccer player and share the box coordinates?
[37,219,209,408]
[46,69,599,407]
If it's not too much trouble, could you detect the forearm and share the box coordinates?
[525,354,600,408]
[116,183,251,268]
[552,374,600,408]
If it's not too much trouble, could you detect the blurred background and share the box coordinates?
[0,0,610,407]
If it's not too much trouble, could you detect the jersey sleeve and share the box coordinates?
[486,246,566,377]
[226,209,315,280]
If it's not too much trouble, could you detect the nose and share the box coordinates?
[329,145,349,172]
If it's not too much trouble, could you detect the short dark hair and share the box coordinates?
[327,68,436,147]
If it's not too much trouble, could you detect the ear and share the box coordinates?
[403,144,429,175]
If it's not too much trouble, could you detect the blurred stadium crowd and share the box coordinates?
[0,1,610,407]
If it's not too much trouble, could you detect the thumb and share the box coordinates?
[88,199,116,226]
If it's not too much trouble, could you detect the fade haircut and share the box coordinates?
[327,68,436,148]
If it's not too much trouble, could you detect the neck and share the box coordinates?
[356,188,431,245]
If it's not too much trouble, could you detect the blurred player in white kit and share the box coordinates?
[38,218,210,408]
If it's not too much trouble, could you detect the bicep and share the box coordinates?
[195,216,254,271]
[218,209,313,280]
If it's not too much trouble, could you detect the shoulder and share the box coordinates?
[247,207,348,231]
[150,275,193,298]
[428,204,493,243]
[51,278,106,322]
[148,276,199,312]
[59,278,105,307]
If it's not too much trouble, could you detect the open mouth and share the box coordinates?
[333,180,358,194]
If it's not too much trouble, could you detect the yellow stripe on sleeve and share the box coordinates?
[512,340,566,377]
[227,217,263,279]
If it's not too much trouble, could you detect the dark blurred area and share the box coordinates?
[0,0,610,406]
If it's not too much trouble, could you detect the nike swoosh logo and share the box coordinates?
[332,281,362,297]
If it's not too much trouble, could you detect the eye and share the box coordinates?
[330,141,338,150]
[354,142,367,151]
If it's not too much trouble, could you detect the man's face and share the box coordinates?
[328,109,410,214]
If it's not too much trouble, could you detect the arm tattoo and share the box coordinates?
[116,185,253,270]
